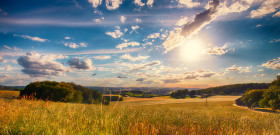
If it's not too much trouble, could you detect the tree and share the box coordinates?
[241,89,266,109]
[20,81,83,103]
[67,82,102,104]
[259,88,280,112]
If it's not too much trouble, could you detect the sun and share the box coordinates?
[179,38,204,61]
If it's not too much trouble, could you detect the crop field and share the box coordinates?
[0,90,20,98]
[1,96,280,135]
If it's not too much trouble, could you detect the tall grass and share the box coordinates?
[0,98,279,134]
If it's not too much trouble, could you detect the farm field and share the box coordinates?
[0,90,20,98]
[1,96,280,135]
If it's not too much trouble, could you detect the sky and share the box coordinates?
[0,0,280,88]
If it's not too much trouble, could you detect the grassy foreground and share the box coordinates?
[1,97,280,134]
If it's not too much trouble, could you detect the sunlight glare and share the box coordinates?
[179,38,204,61]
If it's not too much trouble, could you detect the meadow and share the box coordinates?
[0,90,20,98]
[1,95,280,135]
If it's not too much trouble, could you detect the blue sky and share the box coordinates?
[0,0,280,88]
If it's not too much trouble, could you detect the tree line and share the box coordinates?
[241,78,280,112]
[20,81,122,104]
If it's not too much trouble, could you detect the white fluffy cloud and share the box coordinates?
[88,0,102,8]
[13,34,47,42]
[204,44,229,55]
[64,42,87,49]
[136,18,142,23]
[106,26,123,38]
[17,52,70,77]
[120,54,149,61]
[120,16,126,23]
[116,42,140,50]
[92,55,111,60]
[261,57,280,69]
[65,37,71,39]
[176,17,188,26]
[177,0,201,8]
[94,17,104,23]
[146,0,154,7]
[147,33,160,39]
[68,57,94,70]
[134,0,145,6]
[184,69,217,80]
[250,0,280,18]
[106,0,122,10]
[131,25,140,31]
[226,65,251,73]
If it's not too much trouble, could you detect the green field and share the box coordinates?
[1,96,279,134]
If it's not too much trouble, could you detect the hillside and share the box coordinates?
[196,83,270,95]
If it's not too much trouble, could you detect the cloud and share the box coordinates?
[226,76,233,79]
[181,0,219,37]
[258,69,264,72]
[250,0,280,18]
[254,74,267,77]
[176,17,188,26]
[92,55,111,60]
[131,61,160,71]
[226,65,251,73]
[162,79,181,83]
[94,9,103,15]
[13,34,47,42]
[0,8,7,16]
[136,78,145,81]
[120,54,149,61]
[256,24,262,27]
[217,0,252,16]
[106,26,123,38]
[3,45,22,51]
[163,0,219,53]
[120,16,126,23]
[273,11,280,17]
[204,44,229,55]
[67,57,94,70]
[65,48,141,55]
[106,0,123,10]
[117,76,127,78]
[261,57,280,69]
[5,65,12,71]
[65,37,71,40]
[146,0,154,7]
[134,0,145,6]
[270,39,280,43]
[88,0,102,8]
[177,0,201,8]
[136,18,142,23]
[17,52,70,77]
[64,42,87,49]
[147,33,160,39]
[0,56,5,62]
[116,42,140,50]
[131,25,140,31]
[162,28,185,53]
[184,69,217,80]
[92,73,97,76]
[94,17,104,23]
[97,67,115,71]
